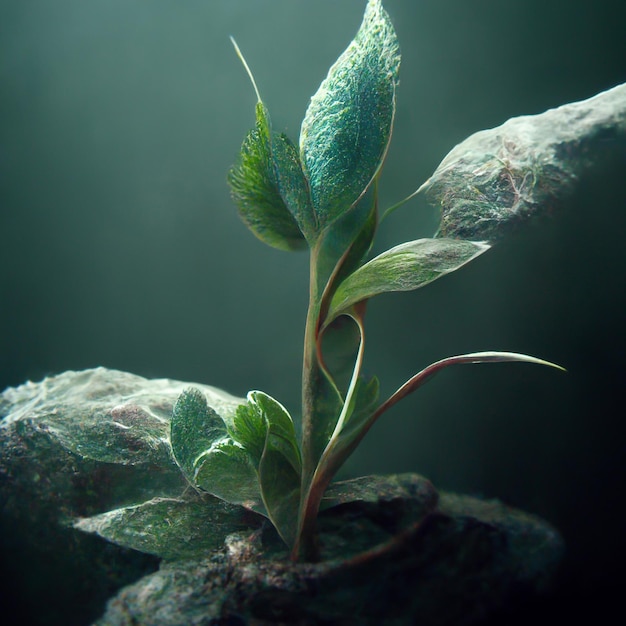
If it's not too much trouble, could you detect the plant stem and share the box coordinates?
[294,245,323,561]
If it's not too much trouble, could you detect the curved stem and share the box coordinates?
[326,313,365,443]
[292,310,366,561]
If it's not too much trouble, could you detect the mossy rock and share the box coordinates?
[1,369,563,625]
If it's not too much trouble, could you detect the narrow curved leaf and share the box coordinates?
[249,391,301,475]
[228,102,307,251]
[170,388,263,511]
[375,351,567,422]
[327,238,490,323]
[422,82,626,242]
[300,0,400,228]
[314,352,564,508]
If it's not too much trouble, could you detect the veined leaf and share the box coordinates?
[235,391,302,547]
[229,400,267,467]
[422,82,626,242]
[300,0,400,229]
[248,391,301,475]
[170,388,263,511]
[271,132,317,242]
[228,102,307,251]
[74,493,263,561]
[327,238,490,323]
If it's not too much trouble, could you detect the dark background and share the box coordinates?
[1,1,625,623]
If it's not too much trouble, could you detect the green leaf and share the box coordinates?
[74,492,263,561]
[248,391,301,475]
[228,102,307,251]
[313,351,564,508]
[271,132,317,242]
[229,400,267,467]
[170,388,263,511]
[322,473,438,513]
[241,391,302,547]
[422,82,626,242]
[327,238,490,323]
[300,0,400,229]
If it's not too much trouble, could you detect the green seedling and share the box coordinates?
[169,0,623,562]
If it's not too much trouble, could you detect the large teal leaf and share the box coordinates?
[228,102,307,251]
[327,238,490,324]
[170,388,263,511]
[300,0,400,229]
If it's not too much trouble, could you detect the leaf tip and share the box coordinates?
[230,36,262,104]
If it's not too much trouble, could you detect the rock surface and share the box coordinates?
[422,82,626,242]
[1,369,564,625]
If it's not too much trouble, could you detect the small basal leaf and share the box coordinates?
[170,388,263,511]
[249,391,301,476]
[327,238,490,323]
[228,102,307,251]
[239,391,302,547]
[229,400,268,467]
[74,493,263,561]
[422,82,626,242]
[300,0,400,229]
[193,439,263,512]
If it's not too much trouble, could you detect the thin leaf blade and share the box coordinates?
[376,351,566,421]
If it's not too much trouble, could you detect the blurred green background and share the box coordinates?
[1,0,625,622]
